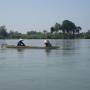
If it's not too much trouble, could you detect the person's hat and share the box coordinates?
[19,39,23,41]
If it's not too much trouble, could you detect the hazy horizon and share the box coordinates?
[0,0,90,33]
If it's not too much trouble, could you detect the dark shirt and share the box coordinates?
[44,41,52,47]
[17,41,25,46]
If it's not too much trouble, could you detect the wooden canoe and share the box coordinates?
[6,45,59,49]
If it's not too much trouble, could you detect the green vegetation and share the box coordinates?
[0,20,90,39]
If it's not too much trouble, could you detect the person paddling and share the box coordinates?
[17,39,25,46]
[44,39,52,47]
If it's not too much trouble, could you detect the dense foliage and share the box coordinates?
[0,20,90,39]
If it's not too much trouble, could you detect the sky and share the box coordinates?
[0,0,90,33]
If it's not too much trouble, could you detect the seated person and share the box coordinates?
[44,39,52,47]
[17,39,25,46]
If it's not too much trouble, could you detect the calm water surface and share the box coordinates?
[0,39,90,90]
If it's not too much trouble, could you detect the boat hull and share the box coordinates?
[6,45,59,49]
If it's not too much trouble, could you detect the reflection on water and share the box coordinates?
[44,49,52,55]
[61,39,78,50]
[16,48,52,56]
[16,48,25,52]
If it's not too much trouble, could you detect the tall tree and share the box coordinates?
[76,26,82,35]
[50,27,55,33]
[50,23,61,33]
[61,20,76,34]
[0,25,8,37]
[54,23,61,33]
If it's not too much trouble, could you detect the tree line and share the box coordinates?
[0,20,90,39]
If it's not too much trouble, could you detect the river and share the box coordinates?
[0,39,90,90]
